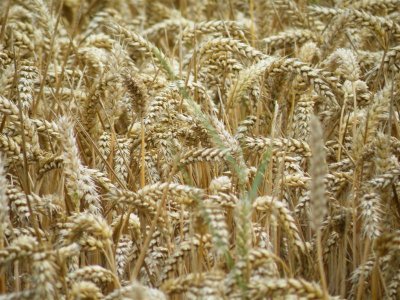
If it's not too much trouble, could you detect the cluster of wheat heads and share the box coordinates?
[0,0,400,299]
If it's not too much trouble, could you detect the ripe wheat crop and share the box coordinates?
[0,0,400,299]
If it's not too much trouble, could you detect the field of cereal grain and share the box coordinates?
[1,0,400,299]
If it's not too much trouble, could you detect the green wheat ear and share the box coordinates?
[248,150,271,203]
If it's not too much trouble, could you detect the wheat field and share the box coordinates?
[0,0,400,299]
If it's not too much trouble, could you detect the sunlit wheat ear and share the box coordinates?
[191,37,268,66]
[115,235,134,279]
[263,29,318,53]
[247,278,325,299]
[57,117,101,214]
[248,248,279,279]
[31,253,57,300]
[6,186,31,219]
[159,240,192,283]
[226,58,275,110]
[107,22,175,78]
[360,192,383,240]
[182,20,248,43]
[0,235,38,268]
[350,0,400,13]
[200,197,229,257]
[57,117,85,212]
[234,115,257,141]
[105,281,167,300]
[297,42,321,64]
[161,271,225,298]
[267,58,337,105]
[375,132,394,174]
[113,136,132,184]
[68,265,116,289]
[352,81,392,160]
[179,147,231,166]
[24,0,55,52]
[321,8,400,53]
[253,196,305,254]
[15,60,38,111]
[292,91,314,140]
[209,176,232,194]
[124,72,148,119]
[245,136,311,157]
[70,281,104,300]
[386,272,400,300]
[63,213,112,251]
[323,48,360,82]
[81,81,103,135]
[273,0,311,28]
